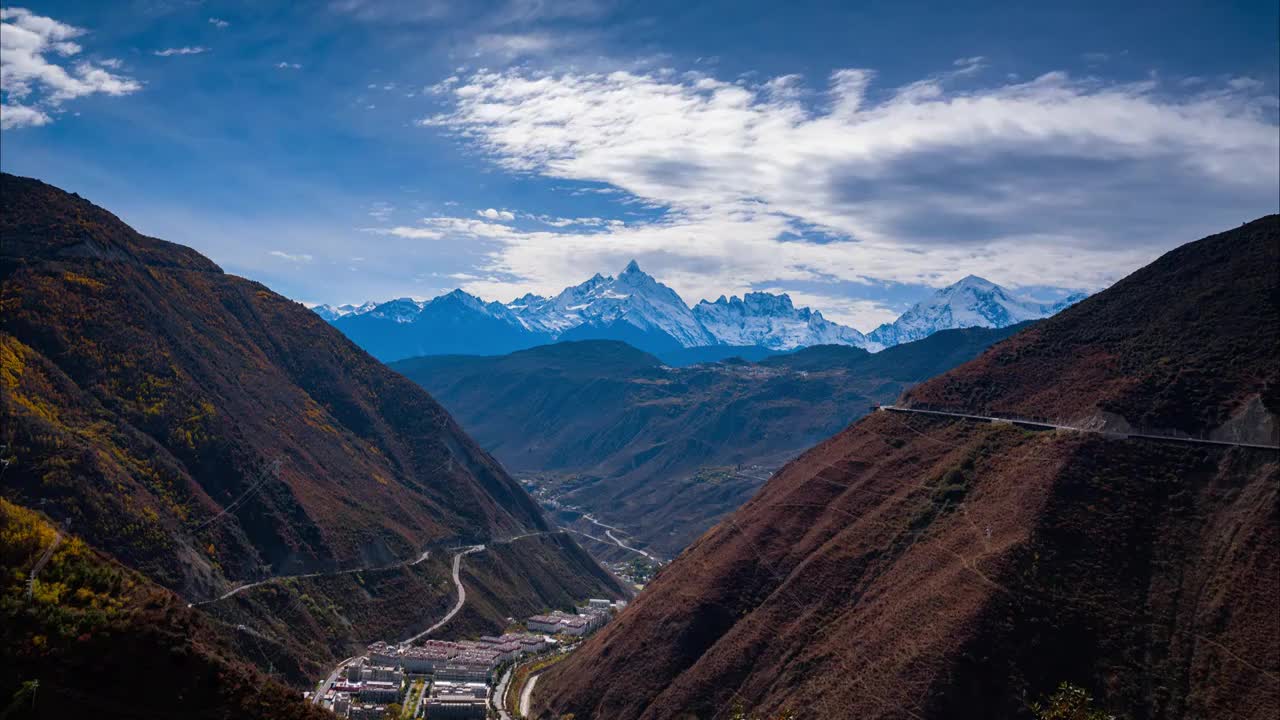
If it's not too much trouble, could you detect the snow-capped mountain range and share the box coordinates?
[511,260,715,347]
[867,275,1086,347]
[692,292,870,350]
[313,261,1085,362]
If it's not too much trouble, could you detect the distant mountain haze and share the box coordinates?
[315,262,1084,362]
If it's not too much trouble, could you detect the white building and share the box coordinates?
[526,614,564,634]
[358,679,400,703]
[557,616,590,636]
[435,663,490,683]
[332,693,351,716]
[366,641,399,668]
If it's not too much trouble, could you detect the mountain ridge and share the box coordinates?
[0,173,625,696]
[316,263,1083,362]
[531,215,1280,720]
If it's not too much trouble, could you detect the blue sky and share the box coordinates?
[3,0,1278,330]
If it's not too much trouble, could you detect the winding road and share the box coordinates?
[580,514,659,561]
[194,549,434,607]
[308,544,483,706]
[398,545,485,647]
[519,673,541,717]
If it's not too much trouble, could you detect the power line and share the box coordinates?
[192,457,284,533]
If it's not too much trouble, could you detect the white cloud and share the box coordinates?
[276,61,302,70]
[209,17,230,29]
[269,250,314,262]
[412,64,1278,315]
[429,75,459,94]
[534,215,607,227]
[367,201,394,221]
[384,226,443,239]
[0,7,140,128]
[759,288,901,329]
[154,46,208,57]
[1,102,50,129]
[951,55,986,76]
[472,32,559,59]
[477,207,515,221]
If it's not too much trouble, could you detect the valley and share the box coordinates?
[0,174,627,717]
[393,325,1028,564]
[3,2,1275,718]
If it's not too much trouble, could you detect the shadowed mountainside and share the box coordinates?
[0,498,331,720]
[197,531,624,684]
[392,325,1026,558]
[533,216,1280,720]
[0,173,625,699]
[0,172,553,595]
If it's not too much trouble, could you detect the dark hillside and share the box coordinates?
[0,173,624,690]
[534,217,1280,720]
[0,498,330,720]
[0,172,548,595]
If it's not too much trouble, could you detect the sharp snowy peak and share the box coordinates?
[311,301,376,322]
[429,288,524,323]
[509,261,715,347]
[368,297,428,323]
[869,275,1086,347]
[693,292,874,350]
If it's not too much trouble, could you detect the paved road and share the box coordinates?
[195,547,435,607]
[398,545,485,647]
[580,514,659,561]
[311,544,484,704]
[311,653,361,705]
[519,673,541,717]
[491,665,515,720]
[604,528,658,561]
[880,406,1279,451]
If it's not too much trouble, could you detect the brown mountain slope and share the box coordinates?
[0,172,549,597]
[0,173,625,688]
[534,216,1280,720]
[902,216,1280,441]
[0,497,329,720]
